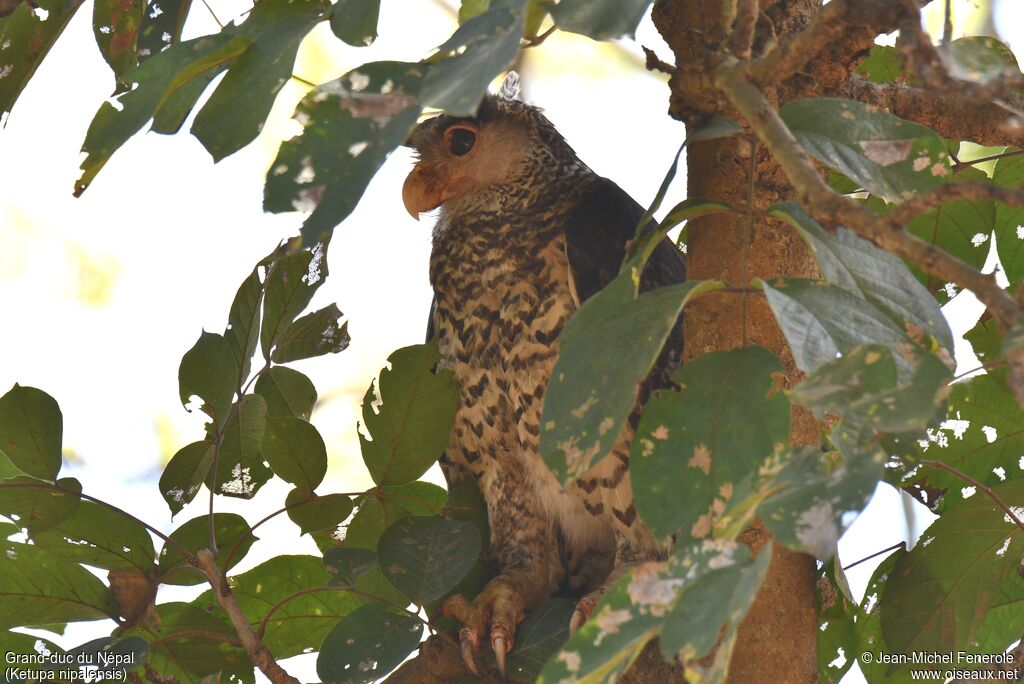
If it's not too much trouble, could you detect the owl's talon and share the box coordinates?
[493,635,507,678]
[569,596,596,636]
[459,627,481,676]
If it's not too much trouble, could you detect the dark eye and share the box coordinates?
[446,127,477,156]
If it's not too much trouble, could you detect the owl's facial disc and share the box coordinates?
[402,122,482,219]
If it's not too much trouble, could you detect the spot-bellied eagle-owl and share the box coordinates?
[402,79,686,675]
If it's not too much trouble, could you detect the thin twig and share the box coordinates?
[522,25,556,48]
[842,542,904,571]
[729,0,759,60]
[888,182,1024,225]
[941,0,953,47]
[197,549,300,684]
[741,136,757,346]
[953,148,1024,170]
[198,0,223,29]
[920,459,1024,532]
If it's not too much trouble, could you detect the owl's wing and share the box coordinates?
[563,176,686,302]
[564,176,687,389]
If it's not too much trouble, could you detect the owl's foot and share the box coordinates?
[442,577,532,678]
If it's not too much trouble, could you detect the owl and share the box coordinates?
[402,80,686,676]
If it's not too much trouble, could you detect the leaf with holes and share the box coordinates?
[215,394,270,499]
[359,344,458,486]
[271,304,350,363]
[31,500,156,572]
[317,603,423,684]
[286,488,352,536]
[993,148,1024,284]
[0,538,116,629]
[630,346,790,541]
[541,277,720,484]
[260,243,328,360]
[159,441,213,517]
[324,547,378,587]
[780,98,950,203]
[224,266,264,389]
[192,0,327,160]
[265,61,424,246]
[880,479,1024,654]
[136,0,189,60]
[377,516,480,605]
[0,0,85,119]
[178,331,237,424]
[0,384,63,481]
[92,0,143,84]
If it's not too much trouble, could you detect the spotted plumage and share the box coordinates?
[402,85,686,675]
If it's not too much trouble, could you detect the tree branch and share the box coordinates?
[847,78,1024,147]
[728,0,759,60]
[920,459,1024,532]
[888,182,1024,225]
[196,549,300,684]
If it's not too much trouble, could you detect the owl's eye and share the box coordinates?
[445,126,477,157]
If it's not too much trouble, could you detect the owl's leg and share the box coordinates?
[442,459,565,677]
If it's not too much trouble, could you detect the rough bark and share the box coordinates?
[651,1,825,682]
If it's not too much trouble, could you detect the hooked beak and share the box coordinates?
[401,164,471,220]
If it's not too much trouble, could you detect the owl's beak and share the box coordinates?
[402,165,470,220]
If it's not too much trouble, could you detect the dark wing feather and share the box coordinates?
[564,176,686,301]
[563,176,687,389]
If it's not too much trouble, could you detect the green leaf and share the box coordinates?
[67,636,147,674]
[255,366,318,420]
[336,497,412,607]
[286,488,352,535]
[76,33,252,195]
[659,541,772,666]
[32,500,156,572]
[0,384,63,480]
[93,0,143,84]
[261,244,328,360]
[178,331,237,424]
[262,415,327,489]
[196,555,361,659]
[330,0,380,46]
[0,477,80,533]
[160,440,213,517]
[128,602,252,681]
[816,559,857,683]
[381,480,448,515]
[421,4,525,116]
[500,598,575,680]
[158,513,256,585]
[214,393,270,499]
[359,344,459,486]
[324,547,378,587]
[224,266,264,390]
[855,45,905,84]
[317,603,422,684]
[973,572,1024,653]
[264,61,424,246]
[880,479,1024,654]
[905,167,994,302]
[908,374,1024,511]
[136,0,190,60]
[780,98,950,203]
[191,0,326,160]
[760,279,915,376]
[855,547,906,683]
[794,345,951,433]
[271,304,350,363]
[993,148,1024,284]
[0,0,85,119]
[771,202,954,355]
[947,36,1021,85]
[630,346,789,540]
[541,277,720,484]
[0,539,115,629]
[459,0,490,24]
[550,0,649,40]
[377,515,480,605]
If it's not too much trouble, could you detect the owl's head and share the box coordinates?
[402,78,580,218]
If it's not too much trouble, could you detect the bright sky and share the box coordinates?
[1,0,1022,681]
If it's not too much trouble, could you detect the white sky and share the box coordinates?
[1,0,1022,681]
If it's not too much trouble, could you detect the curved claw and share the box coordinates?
[493,635,508,678]
[460,626,480,676]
